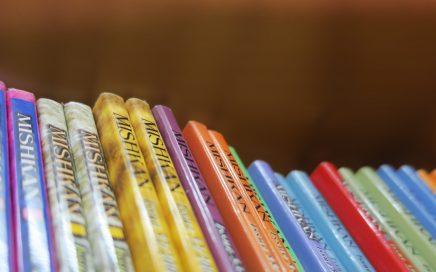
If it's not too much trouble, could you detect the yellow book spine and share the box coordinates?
[93,93,182,272]
[126,98,217,272]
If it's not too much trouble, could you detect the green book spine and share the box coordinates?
[339,168,431,272]
[356,168,436,269]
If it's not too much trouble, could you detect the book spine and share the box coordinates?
[64,102,134,271]
[275,173,346,271]
[0,82,12,272]
[230,147,303,271]
[355,167,436,270]
[209,131,299,272]
[310,162,411,272]
[37,98,94,272]
[183,120,277,272]
[7,89,55,271]
[378,165,436,239]
[427,170,436,193]
[93,93,181,272]
[248,160,338,272]
[285,171,374,272]
[339,168,422,271]
[125,98,217,272]
[152,105,244,272]
[397,166,436,218]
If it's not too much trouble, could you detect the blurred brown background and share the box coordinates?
[1,1,436,173]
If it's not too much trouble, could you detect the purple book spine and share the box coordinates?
[153,105,244,272]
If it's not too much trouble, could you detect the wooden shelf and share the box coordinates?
[1,2,435,172]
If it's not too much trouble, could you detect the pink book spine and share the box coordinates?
[0,81,12,272]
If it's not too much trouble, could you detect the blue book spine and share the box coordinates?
[285,171,374,272]
[397,166,436,217]
[247,160,340,272]
[275,173,345,271]
[0,84,12,272]
[378,165,436,239]
[7,90,55,272]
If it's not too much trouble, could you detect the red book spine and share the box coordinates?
[310,162,415,272]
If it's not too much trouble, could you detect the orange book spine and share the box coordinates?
[209,130,299,271]
[419,170,436,193]
[183,121,281,272]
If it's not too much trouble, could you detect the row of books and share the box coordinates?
[0,80,435,271]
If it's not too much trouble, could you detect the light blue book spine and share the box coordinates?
[285,171,374,272]
[378,165,436,239]
[274,173,345,272]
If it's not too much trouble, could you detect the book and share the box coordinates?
[417,169,436,194]
[275,173,347,271]
[354,167,436,270]
[310,162,412,272]
[7,89,55,271]
[0,81,12,272]
[209,131,300,272]
[397,166,436,217]
[286,171,374,271]
[378,165,436,239]
[64,101,134,271]
[37,98,94,271]
[427,170,436,193]
[125,98,217,272]
[340,168,426,271]
[183,120,279,272]
[152,105,244,272]
[93,93,182,272]
[230,147,303,271]
[248,160,340,272]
